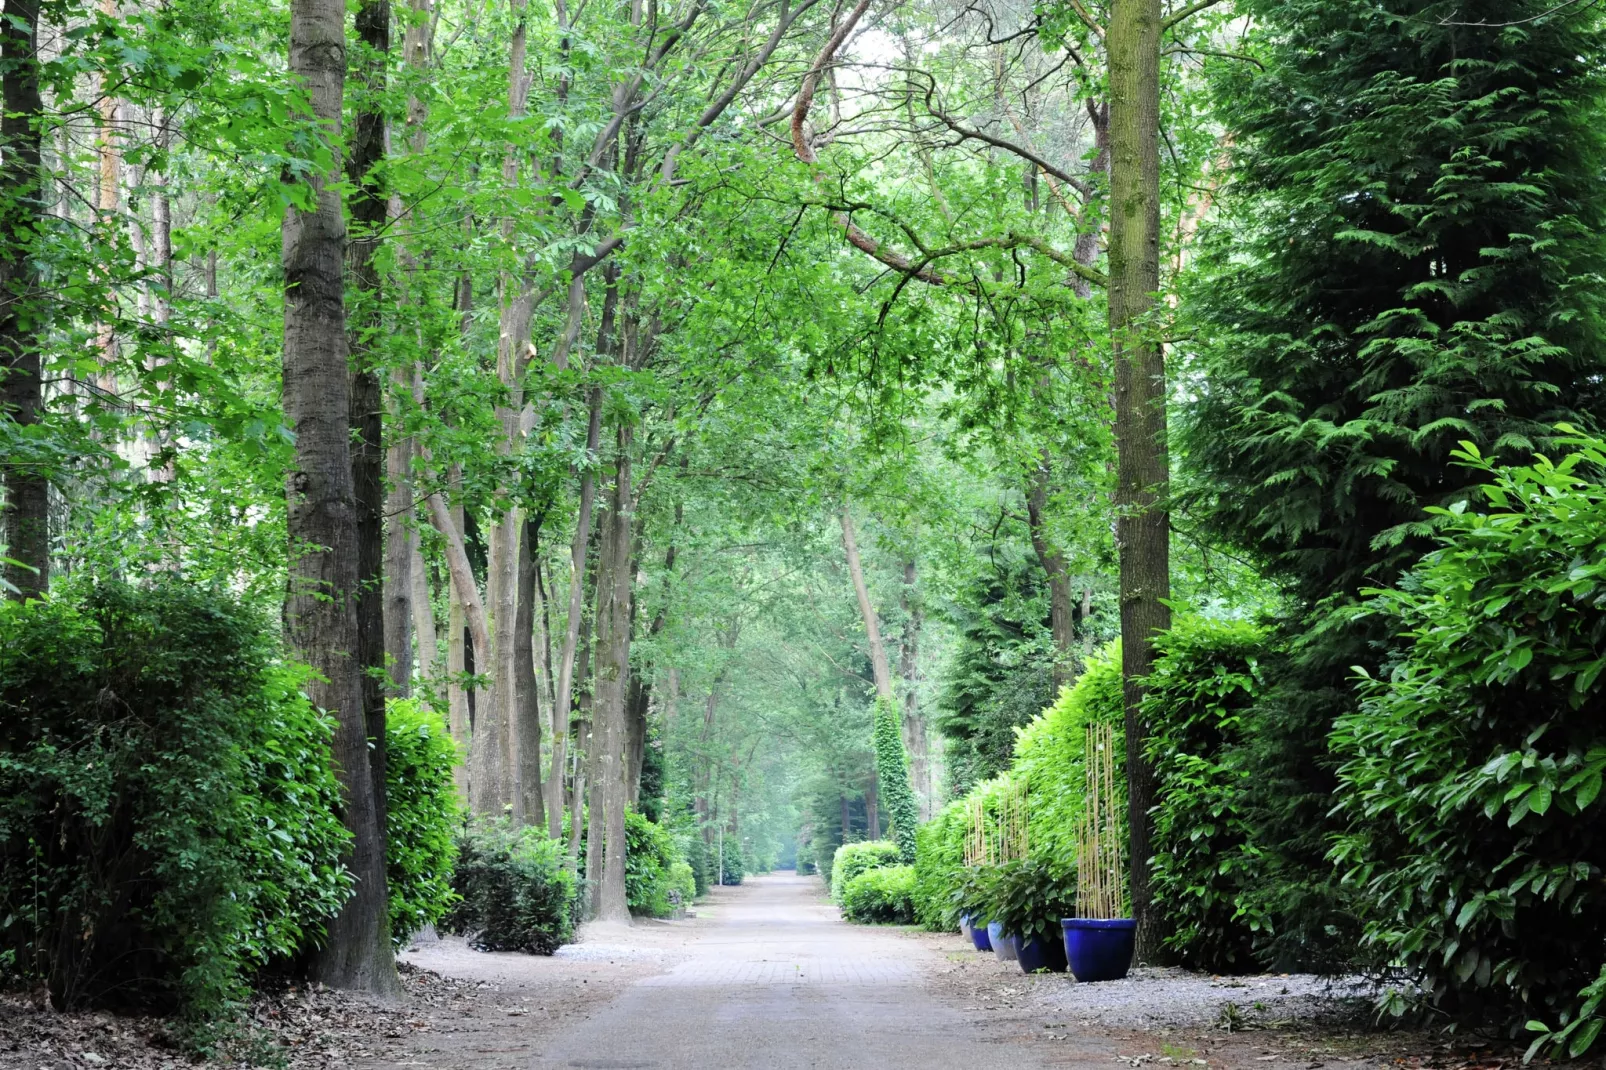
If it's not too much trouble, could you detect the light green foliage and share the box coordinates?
[384,699,461,947]
[912,801,968,931]
[982,858,1075,944]
[666,861,697,909]
[1011,641,1124,870]
[830,841,903,903]
[0,582,352,1020]
[625,810,686,918]
[873,698,919,863]
[1143,618,1268,972]
[841,865,918,925]
[446,820,577,955]
[1332,437,1606,1054]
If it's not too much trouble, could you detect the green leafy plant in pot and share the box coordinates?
[951,864,999,952]
[1062,722,1135,981]
[985,857,1074,973]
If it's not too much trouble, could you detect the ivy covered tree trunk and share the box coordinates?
[283,0,397,995]
[0,0,47,601]
[873,697,918,862]
[1107,0,1167,960]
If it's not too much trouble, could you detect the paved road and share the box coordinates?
[532,871,1060,1070]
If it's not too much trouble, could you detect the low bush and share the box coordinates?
[983,857,1075,945]
[625,810,680,918]
[841,864,917,924]
[1331,438,1606,1057]
[912,800,967,931]
[666,860,697,909]
[384,699,461,946]
[0,581,352,1022]
[445,820,577,954]
[1144,617,1268,972]
[719,838,745,886]
[830,840,902,902]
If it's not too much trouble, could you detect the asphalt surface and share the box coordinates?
[530,871,1072,1069]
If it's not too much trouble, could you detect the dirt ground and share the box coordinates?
[0,875,1526,1070]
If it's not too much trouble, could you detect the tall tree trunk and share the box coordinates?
[284,0,397,993]
[1108,0,1167,961]
[864,778,879,841]
[513,512,544,826]
[840,509,893,698]
[593,427,634,922]
[347,0,391,870]
[1026,458,1076,689]
[0,0,46,601]
[411,527,437,683]
[625,668,649,805]
[383,383,414,697]
[898,559,930,820]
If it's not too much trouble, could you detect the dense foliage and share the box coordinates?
[384,700,461,947]
[446,821,578,955]
[872,699,919,864]
[840,865,918,925]
[0,583,351,1018]
[830,841,904,904]
[1144,618,1268,972]
[1332,438,1606,1052]
[911,802,967,931]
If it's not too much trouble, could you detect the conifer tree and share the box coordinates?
[1179,0,1606,967]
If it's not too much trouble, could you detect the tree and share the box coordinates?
[282,0,398,994]
[1179,0,1606,967]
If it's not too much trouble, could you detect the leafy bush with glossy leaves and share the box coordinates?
[830,840,902,903]
[912,800,968,931]
[625,809,681,917]
[665,861,697,908]
[1144,617,1269,972]
[1331,436,1606,1055]
[0,581,352,1021]
[841,864,917,924]
[445,819,577,954]
[983,858,1076,945]
[384,699,460,947]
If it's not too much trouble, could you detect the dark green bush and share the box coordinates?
[0,582,352,1019]
[385,699,460,946]
[912,800,967,931]
[830,840,901,902]
[718,837,745,886]
[1144,617,1268,972]
[445,819,577,954]
[1332,438,1606,1056]
[841,864,917,924]
[625,810,681,917]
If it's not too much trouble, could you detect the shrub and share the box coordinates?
[872,698,919,863]
[1144,617,1268,972]
[841,865,917,924]
[624,810,680,918]
[830,840,902,903]
[665,861,697,909]
[984,857,1075,945]
[1011,641,1124,871]
[0,582,353,1021]
[445,820,577,954]
[912,800,967,931]
[684,833,713,896]
[384,699,460,946]
[718,838,745,886]
[1332,438,1606,1056]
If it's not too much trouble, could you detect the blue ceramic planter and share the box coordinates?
[1061,918,1136,982]
[967,916,993,952]
[987,921,1018,961]
[1015,932,1068,974]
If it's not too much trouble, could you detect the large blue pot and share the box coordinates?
[967,917,993,952]
[1061,918,1136,982]
[1016,932,1068,974]
[987,921,1018,961]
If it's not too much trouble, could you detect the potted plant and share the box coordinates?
[1061,722,1136,982]
[950,867,994,952]
[987,858,1073,974]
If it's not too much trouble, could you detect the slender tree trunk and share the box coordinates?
[284,0,397,993]
[593,427,634,922]
[411,527,437,683]
[514,513,545,826]
[1108,0,1167,961]
[864,779,879,841]
[384,381,414,697]
[347,0,392,874]
[0,0,47,601]
[1026,458,1076,689]
[446,494,471,798]
[898,560,930,820]
[840,509,893,699]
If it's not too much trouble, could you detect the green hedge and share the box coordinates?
[625,810,682,917]
[830,840,901,902]
[1332,439,1606,1057]
[0,582,352,1021]
[1144,617,1268,972]
[912,800,967,931]
[384,699,461,947]
[841,864,917,924]
[446,819,577,954]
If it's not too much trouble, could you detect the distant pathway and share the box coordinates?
[529,872,1074,1069]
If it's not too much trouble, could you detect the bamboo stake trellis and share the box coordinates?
[964,776,1028,867]
[1076,722,1125,919]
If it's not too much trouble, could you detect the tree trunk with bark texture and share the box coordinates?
[513,513,544,826]
[411,528,436,683]
[1026,458,1075,690]
[283,0,397,993]
[592,427,634,922]
[1108,0,1167,962]
[898,560,931,820]
[841,509,893,699]
[0,0,47,601]
[383,370,413,697]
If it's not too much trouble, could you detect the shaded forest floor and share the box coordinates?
[0,880,1538,1070]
